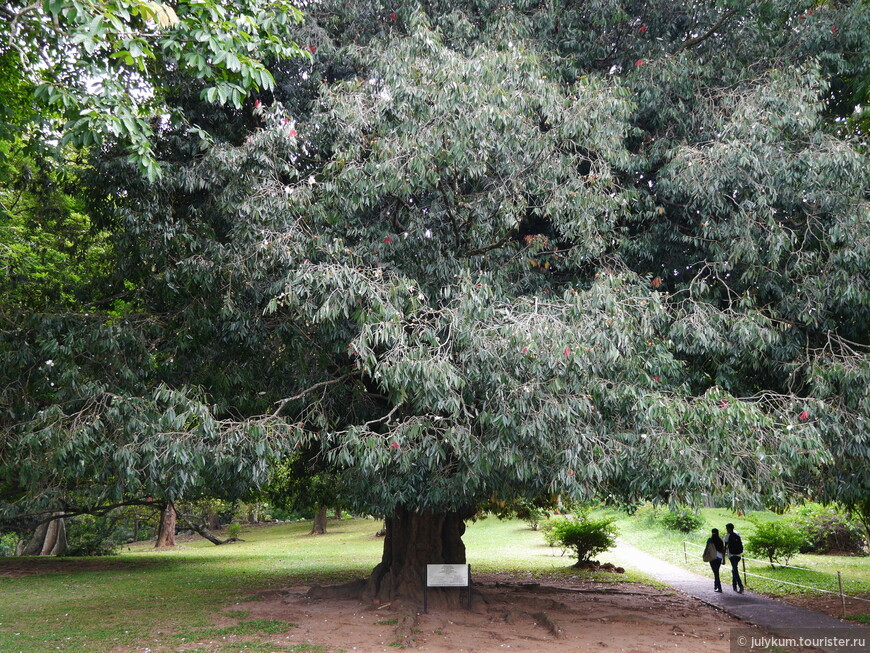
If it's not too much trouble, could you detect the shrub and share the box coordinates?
[550,514,618,565]
[632,502,663,525]
[660,507,704,533]
[746,521,805,567]
[516,503,548,531]
[541,519,559,547]
[66,516,119,556]
[790,503,864,554]
[0,532,19,557]
[227,523,242,539]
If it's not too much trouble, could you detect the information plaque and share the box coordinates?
[423,564,472,612]
[426,564,470,587]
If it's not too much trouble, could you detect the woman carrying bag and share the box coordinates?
[702,528,726,592]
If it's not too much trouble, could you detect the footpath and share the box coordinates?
[611,539,867,653]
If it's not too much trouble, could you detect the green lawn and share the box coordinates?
[0,516,639,653]
[601,507,870,601]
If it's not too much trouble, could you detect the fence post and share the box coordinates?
[838,571,846,619]
[683,541,687,564]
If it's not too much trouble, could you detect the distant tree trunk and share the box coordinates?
[310,505,328,535]
[155,503,176,548]
[363,506,474,607]
[333,507,342,520]
[21,515,67,556]
[207,508,221,531]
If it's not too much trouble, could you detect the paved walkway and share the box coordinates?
[611,539,867,653]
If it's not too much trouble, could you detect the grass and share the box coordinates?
[0,516,637,653]
[7,509,862,651]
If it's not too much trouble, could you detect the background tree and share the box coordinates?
[0,0,305,178]
[265,453,344,536]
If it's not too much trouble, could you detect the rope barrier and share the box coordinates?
[741,570,870,603]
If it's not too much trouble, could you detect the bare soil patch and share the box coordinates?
[0,557,157,578]
[223,573,753,652]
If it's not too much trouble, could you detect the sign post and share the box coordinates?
[423,564,472,613]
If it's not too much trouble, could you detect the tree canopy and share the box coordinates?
[1,0,868,602]
[0,0,305,177]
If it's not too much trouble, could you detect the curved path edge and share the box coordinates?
[611,539,867,653]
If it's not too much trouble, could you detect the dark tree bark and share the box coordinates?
[333,507,342,520]
[310,505,328,535]
[21,515,67,555]
[154,502,176,548]
[363,506,474,607]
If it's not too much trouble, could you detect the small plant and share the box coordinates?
[746,520,806,567]
[227,522,242,539]
[660,507,704,533]
[550,512,618,566]
[631,502,662,525]
[0,532,19,557]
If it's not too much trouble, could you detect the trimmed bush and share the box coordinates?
[549,514,618,565]
[660,507,704,533]
[746,521,805,567]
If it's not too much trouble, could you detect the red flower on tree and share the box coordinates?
[390,441,400,450]
[383,237,393,244]
[635,59,645,67]
[799,410,809,421]
[389,11,397,21]
[638,26,648,34]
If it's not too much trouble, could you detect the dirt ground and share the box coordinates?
[232,574,751,652]
[4,557,859,651]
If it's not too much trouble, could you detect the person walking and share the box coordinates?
[703,528,725,592]
[724,523,744,593]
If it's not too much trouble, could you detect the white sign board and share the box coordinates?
[426,564,469,587]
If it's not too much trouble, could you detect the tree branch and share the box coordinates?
[271,372,359,417]
[677,6,744,53]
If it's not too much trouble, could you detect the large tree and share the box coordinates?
[2,0,868,607]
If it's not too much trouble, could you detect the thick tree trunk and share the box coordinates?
[310,505,328,535]
[363,506,474,608]
[21,515,67,556]
[155,503,176,548]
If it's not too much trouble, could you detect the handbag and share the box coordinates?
[702,541,717,562]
